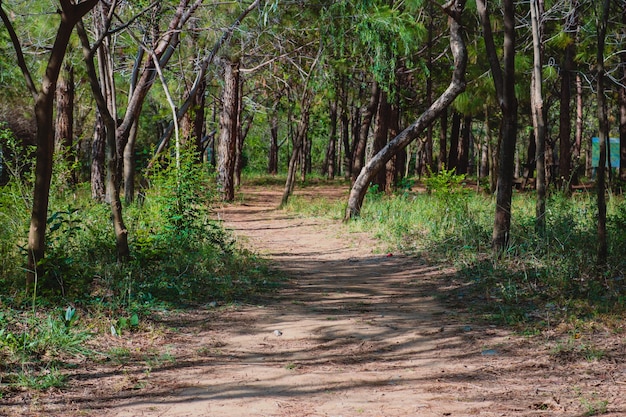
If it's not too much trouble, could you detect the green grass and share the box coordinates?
[0,154,285,393]
[286,174,626,329]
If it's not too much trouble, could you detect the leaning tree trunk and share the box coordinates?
[345,0,467,219]
[217,59,240,202]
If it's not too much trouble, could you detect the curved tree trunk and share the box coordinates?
[345,0,467,219]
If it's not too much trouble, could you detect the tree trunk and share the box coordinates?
[558,0,577,189]
[351,82,380,183]
[618,13,626,181]
[281,91,313,206]
[477,0,518,251]
[596,0,610,264]
[18,0,100,286]
[345,0,467,219]
[268,108,279,174]
[323,98,338,179]
[371,89,390,191]
[439,107,448,171]
[531,0,547,233]
[386,103,404,193]
[457,115,471,174]
[234,78,245,188]
[447,111,461,171]
[217,59,240,202]
[91,111,106,202]
[55,63,75,185]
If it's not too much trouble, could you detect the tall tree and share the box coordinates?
[477,0,519,251]
[530,0,547,233]
[595,0,610,264]
[1,0,99,285]
[217,58,240,202]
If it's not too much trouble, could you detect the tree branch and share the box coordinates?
[0,4,38,99]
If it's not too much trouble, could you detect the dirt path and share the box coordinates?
[10,184,623,416]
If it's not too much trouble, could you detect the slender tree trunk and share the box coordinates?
[447,111,461,171]
[268,109,279,174]
[19,0,99,285]
[217,59,240,202]
[477,0,518,251]
[55,63,75,185]
[91,111,106,202]
[439,108,448,170]
[531,0,547,233]
[558,0,577,189]
[323,98,338,179]
[234,78,245,188]
[596,0,610,264]
[371,89,390,191]
[345,0,467,219]
[351,81,380,183]
[386,103,404,192]
[618,13,626,181]
[282,92,312,206]
[457,115,471,174]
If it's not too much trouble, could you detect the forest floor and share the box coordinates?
[3,183,626,416]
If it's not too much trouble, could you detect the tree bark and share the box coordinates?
[91,111,106,202]
[55,63,75,185]
[345,0,467,219]
[217,59,240,202]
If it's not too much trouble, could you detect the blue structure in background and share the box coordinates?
[591,137,620,169]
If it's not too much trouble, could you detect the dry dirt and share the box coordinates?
[3,184,625,416]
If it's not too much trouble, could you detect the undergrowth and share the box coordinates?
[0,146,281,394]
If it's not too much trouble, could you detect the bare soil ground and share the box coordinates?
[3,183,625,416]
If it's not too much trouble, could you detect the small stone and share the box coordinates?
[273,330,283,336]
